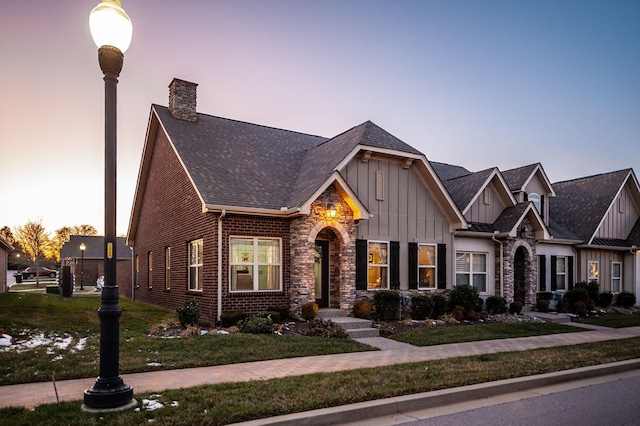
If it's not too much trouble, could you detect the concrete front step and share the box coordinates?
[318,309,379,339]
[528,311,572,324]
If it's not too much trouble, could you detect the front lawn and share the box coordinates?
[576,313,640,328]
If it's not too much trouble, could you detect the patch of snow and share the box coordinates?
[200,330,208,335]
[171,401,179,407]
[72,338,87,353]
[0,334,12,346]
[217,330,229,335]
[147,362,162,367]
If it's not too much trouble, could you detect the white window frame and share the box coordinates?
[368,241,389,290]
[188,239,204,291]
[147,251,153,289]
[455,251,488,293]
[418,244,437,289]
[612,261,622,293]
[556,256,567,290]
[588,260,599,282]
[528,193,541,213]
[229,236,282,292]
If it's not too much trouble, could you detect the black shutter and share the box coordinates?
[408,243,418,289]
[437,243,447,289]
[550,256,557,291]
[538,255,546,292]
[568,256,574,290]
[355,239,368,291]
[390,241,400,289]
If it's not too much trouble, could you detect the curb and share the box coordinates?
[231,359,640,426]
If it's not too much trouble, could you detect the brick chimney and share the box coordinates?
[168,78,198,122]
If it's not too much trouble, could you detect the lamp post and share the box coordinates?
[79,243,86,291]
[83,0,135,411]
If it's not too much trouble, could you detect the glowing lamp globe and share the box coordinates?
[89,0,132,53]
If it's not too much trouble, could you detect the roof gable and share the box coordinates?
[443,168,516,214]
[502,163,555,196]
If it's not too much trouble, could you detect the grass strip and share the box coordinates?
[576,313,640,328]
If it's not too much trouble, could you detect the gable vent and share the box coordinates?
[376,171,385,201]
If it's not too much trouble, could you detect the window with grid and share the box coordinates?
[612,262,621,292]
[368,241,388,289]
[418,244,436,288]
[456,252,487,292]
[556,257,566,290]
[230,237,281,292]
[188,239,203,291]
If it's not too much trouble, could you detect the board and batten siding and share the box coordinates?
[577,248,629,292]
[596,184,640,240]
[342,154,454,289]
[465,182,507,224]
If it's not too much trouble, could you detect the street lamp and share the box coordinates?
[79,243,86,291]
[83,0,135,411]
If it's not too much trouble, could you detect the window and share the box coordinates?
[528,193,541,213]
[555,257,567,290]
[165,247,171,290]
[588,261,599,281]
[230,237,281,292]
[456,252,487,292]
[612,262,622,292]
[135,254,139,288]
[189,239,203,291]
[368,241,388,289]
[418,244,436,288]
[147,252,153,289]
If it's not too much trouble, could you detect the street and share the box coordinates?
[347,370,640,426]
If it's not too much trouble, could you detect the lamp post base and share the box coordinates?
[82,378,135,412]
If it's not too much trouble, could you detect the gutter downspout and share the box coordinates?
[130,245,135,301]
[491,231,504,298]
[217,210,227,323]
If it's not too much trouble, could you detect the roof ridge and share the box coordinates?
[553,168,631,185]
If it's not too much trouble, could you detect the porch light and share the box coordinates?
[327,203,337,219]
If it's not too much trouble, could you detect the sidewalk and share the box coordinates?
[2,323,640,410]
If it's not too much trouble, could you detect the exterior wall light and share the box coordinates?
[327,203,337,219]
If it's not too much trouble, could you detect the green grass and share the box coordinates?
[576,313,640,328]
[391,322,584,346]
[2,337,640,425]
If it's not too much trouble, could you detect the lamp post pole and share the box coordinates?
[80,243,86,291]
[83,0,135,411]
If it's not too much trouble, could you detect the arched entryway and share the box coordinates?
[314,228,341,309]
[514,247,526,303]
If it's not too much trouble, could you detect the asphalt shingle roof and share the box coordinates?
[430,162,471,181]
[442,168,495,211]
[549,169,631,243]
[502,163,539,192]
[60,236,131,260]
[493,203,530,234]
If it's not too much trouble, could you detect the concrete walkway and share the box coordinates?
[1,323,640,410]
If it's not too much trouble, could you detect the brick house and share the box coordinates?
[0,237,12,293]
[127,79,466,322]
[60,235,132,296]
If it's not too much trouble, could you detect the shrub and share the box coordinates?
[267,306,289,322]
[574,301,587,317]
[373,290,402,321]
[616,291,637,308]
[536,292,553,301]
[598,291,613,308]
[431,294,447,319]
[564,288,589,308]
[509,301,523,315]
[176,299,200,328]
[536,299,549,313]
[410,294,433,320]
[575,280,600,302]
[448,284,482,314]
[353,300,372,319]
[303,318,348,338]
[241,315,275,334]
[301,302,319,321]
[220,310,246,327]
[261,311,281,323]
[486,296,507,315]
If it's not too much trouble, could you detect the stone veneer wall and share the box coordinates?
[500,222,537,306]
[289,185,356,318]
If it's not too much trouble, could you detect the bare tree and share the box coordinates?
[51,224,99,261]
[13,220,52,286]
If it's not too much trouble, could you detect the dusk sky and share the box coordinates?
[1,0,638,237]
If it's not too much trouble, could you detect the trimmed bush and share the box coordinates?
[616,291,637,308]
[450,305,465,321]
[241,315,275,334]
[301,302,318,321]
[260,311,281,323]
[448,284,482,315]
[598,291,613,308]
[536,299,549,313]
[486,296,507,315]
[536,292,553,301]
[353,300,372,319]
[509,301,523,315]
[176,299,200,328]
[575,280,600,303]
[267,306,289,322]
[374,290,402,321]
[220,310,246,327]
[564,288,589,308]
[574,301,587,317]
[410,294,433,320]
[303,319,348,338]
[431,294,447,319]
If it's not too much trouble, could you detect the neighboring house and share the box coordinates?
[0,237,13,293]
[549,169,640,296]
[60,235,132,296]
[127,79,467,321]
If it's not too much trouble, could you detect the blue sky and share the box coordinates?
[1,0,638,236]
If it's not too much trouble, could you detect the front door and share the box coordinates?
[315,241,329,308]
[514,247,526,303]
